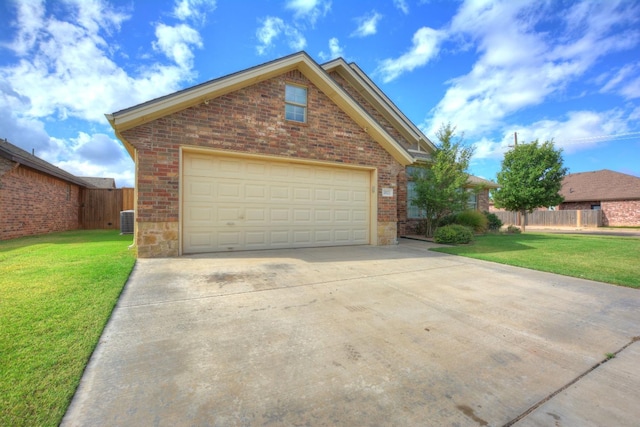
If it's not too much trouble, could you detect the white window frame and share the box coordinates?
[285,84,307,123]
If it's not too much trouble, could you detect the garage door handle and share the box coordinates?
[227,222,235,226]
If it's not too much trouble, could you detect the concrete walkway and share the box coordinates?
[62,239,640,426]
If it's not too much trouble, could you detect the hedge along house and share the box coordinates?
[107,52,441,257]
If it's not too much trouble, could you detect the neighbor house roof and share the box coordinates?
[106,51,428,166]
[0,138,93,187]
[560,169,640,202]
[467,175,500,189]
[80,177,116,188]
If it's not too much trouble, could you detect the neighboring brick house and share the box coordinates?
[558,170,640,226]
[0,139,91,240]
[107,52,495,257]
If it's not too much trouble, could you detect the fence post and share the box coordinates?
[577,210,582,228]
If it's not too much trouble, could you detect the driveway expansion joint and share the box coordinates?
[502,336,640,426]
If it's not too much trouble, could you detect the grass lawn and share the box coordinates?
[0,230,136,427]
[431,232,640,288]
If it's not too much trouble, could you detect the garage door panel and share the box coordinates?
[315,188,331,201]
[353,229,368,242]
[245,184,267,200]
[183,153,371,253]
[353,210,368,222]
[334,190,350,202]
[315,210,332,222]
[293,209,312,223]
[293,187,312,201]
[293,230,312,244]
[335,210,350,222]
[270,208,290,222]
[270,186,290,200]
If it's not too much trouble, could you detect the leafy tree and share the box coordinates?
[411,123,475,237]
[493,140,567,231]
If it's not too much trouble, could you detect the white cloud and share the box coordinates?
[351,10,382,38]
[57,132,134,187]
[600,63,640,100]
[375,27,442,83]
[0,0,212,186]
[256,16,306,55]
[393,0,409,14]
[319,37,344,61]
[153,23,203,69]
[424,0,640,138]
[285,0,331,26]
[0,1,203,123]
[2,0,45,55]
[471,109,632,162]
[173,0,217,23]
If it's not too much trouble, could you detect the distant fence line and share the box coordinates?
[492,210,602,228]
[81,188,134,230]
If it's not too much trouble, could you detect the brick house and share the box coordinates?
[558,169,640,226]
[0,139,91,240]
[107,52,494,257]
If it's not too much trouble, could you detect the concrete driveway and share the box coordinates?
[62,239,640,426]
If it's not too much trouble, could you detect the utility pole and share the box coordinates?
[514,132,518,146]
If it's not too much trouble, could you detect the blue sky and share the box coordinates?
[1,0,639,187]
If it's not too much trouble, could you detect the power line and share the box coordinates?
[560,131,640,143]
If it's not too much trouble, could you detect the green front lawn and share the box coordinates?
[0,230,136,427]
[431,233,640,288]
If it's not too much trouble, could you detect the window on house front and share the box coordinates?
[407,181,426,219]
[591,204,601,210]
[285,84,307,123]
[466,190,478,211]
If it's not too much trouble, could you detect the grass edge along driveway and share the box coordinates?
[431,232,640,288]
[0,230,136,427]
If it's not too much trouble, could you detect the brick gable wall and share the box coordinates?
[122,70,405,256]
[0,158,81,240]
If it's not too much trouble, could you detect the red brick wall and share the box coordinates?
[602,200,640,226]
[561,200,640,226]
[122,69,404,230]
[328,71,414,151]
[0,159,82,240]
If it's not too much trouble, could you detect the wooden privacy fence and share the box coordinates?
[492,210,602,228]
[81,188,134,230]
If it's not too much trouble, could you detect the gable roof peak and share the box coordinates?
[107,51,416,166]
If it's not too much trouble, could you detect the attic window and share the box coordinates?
[285,84,307,123]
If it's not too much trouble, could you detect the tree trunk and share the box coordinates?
[521,210,527,232]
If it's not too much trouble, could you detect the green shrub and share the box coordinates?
[483,211,503,232]
[455,210,488,233]
[434,224,475,244]
[505,225,522,234]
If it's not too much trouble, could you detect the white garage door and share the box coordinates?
[182,152,371,253]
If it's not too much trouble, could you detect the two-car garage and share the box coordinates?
[182,151,373,254]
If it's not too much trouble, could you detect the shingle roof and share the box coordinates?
[0,138,93,187]
[80,177,116,189]
[560,169,640,202]
[467,175,500,188]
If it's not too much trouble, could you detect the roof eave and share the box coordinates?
[328,60,436,153]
